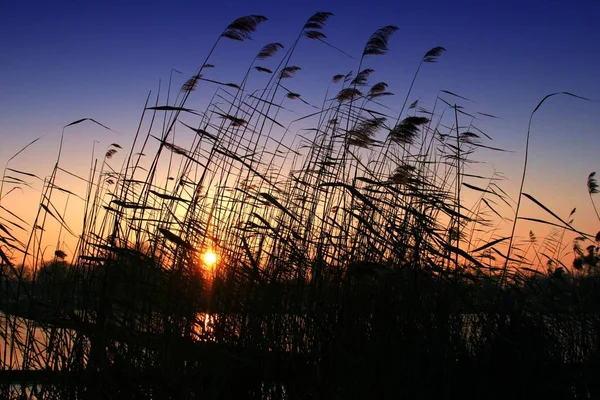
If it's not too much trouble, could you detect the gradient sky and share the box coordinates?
[1,0,600,260]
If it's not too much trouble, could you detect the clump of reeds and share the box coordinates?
[0,11,598,400]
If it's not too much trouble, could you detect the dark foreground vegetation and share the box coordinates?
[5,258,600,399]
[1,12,599,399]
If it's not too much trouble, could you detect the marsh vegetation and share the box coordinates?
[1,12,599,399]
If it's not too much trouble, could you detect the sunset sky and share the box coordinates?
[2,0,600,260]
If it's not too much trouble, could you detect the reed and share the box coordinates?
[0,11,598,400]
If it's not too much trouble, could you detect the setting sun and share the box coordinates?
[202,251,218,266]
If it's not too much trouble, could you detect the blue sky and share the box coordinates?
[1,0,600,243]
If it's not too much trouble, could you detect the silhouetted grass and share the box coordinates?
[1,11,599,400]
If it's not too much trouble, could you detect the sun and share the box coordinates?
[202,251,218,266]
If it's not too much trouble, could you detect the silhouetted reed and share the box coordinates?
[1,11,599,400]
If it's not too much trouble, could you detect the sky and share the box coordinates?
[1,0,600,262]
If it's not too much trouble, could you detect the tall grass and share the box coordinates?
[0,11,599,400]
